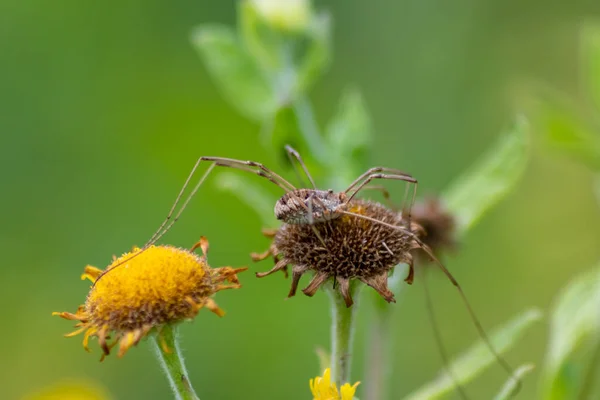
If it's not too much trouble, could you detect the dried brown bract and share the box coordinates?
[252,199,420,307]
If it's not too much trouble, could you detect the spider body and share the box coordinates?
[275,189,347,224]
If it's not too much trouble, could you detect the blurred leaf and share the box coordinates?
[239,2,329,113]
[581,23,600,111]
[191,24,276,121]
[265,105,303,155]
[325,87,372,189]
[493,364,535,400]
[215,171,278,226]
[444,115,529,237]
[542,264,600,400]
[296,11,331,94]
[404,308,542,400]
[537,93,600,170]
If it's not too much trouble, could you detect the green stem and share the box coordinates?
[151,325,200,400]
[364,307,393,400]
[327,285,359,386]
[364,267,408,400]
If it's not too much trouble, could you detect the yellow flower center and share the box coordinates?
[86,246,212,330]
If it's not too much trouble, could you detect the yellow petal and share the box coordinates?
[81,266,103,282]
[340,381,360,400]
[64,327,86,338]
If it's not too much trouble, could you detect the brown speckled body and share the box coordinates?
[254,199,421,306]
[274,189,346,224]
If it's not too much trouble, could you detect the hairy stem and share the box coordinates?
[364,268,408,400]
[328,285,359,386]
[151,325,200,400]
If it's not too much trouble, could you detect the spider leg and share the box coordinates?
[284,145,317,189]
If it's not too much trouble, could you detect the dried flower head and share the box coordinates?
[53,238,246,359]
[411,197,456,255]
[252,199,419,306]
[310,368,360,400]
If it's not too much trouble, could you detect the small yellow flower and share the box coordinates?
[310,368,360,400]
[23,380,111,400]
[53,237,246,359]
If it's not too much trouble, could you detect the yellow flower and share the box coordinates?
[23,380,111,400]
[53,237,246,359]
[310,368,360,400]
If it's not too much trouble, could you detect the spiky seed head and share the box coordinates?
[260,199,420,306]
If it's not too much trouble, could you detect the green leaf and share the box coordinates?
[214,171,278,226]
[542,264,600,400]
[443,115,529,237]
[263,105,303,156]
[296,11,331,94]
[537,92,600,170]
[404,308,542,400]
[191,24,276,121]
[325,87,372,189]
[493,364,535,400]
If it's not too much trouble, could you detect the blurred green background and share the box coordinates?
[3,1,600,399]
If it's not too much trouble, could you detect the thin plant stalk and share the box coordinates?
[364,306,394,400]
[327,285,359,386]
[364,270,408,400]
[151,325,200,400]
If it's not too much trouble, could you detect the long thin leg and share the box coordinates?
[306,193,329,250]
[344,173,417,227]
[344,167,414,195]
[146,162,215,248]
[358,185,396,210]
[93,162,216,287]
[422,268,469,400]
[284,145,317,189]
[94,156,295,285]
[202,156,296,192]
[336,208,520,391]
[145,158,213,247]
[142,156,296,251]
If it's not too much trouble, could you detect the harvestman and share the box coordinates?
[92,145,518,397]
[95,145,420,281]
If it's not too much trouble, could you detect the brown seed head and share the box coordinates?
[411,197,457,255]
[255,199,420,307]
